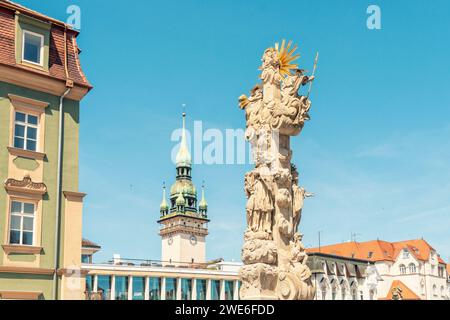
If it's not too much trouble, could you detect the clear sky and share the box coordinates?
[16,0,450,263]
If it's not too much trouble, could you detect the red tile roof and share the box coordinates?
[0,1,91,88]
[381,280,421,300]
[307,239,444,264]
[82,238,101,249]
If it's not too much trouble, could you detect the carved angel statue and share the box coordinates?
[239,85,263,129]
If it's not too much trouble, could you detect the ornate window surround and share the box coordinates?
[2,176,46,255]
[7,94,48,160]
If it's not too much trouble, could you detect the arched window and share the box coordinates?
[441,286,445,297]
[432,285,437,296]
[399,264,406,275]
[408,263,416,274]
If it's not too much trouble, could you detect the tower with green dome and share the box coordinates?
[158,113,209,265]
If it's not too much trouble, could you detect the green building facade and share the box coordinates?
[0,1,91,300]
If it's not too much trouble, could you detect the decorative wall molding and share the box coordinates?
[8,94,49,110]
[0,290,42,300]
[7,147,46,161]
[4,175,47,196]
[0,266,54,275]
[2,244,43,255]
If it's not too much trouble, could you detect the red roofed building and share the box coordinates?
[307,239,449,300]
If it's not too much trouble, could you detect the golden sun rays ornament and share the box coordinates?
[275,39,300,76]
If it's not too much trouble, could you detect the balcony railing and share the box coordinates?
[83,257,225,270]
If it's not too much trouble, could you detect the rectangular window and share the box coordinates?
[224,281,234,300]
[97,275,112,300]
[196,279,207,300]
[14,111,39,152]
[22,30,44,65]
[165,278,177,300]
[149,277,161,300]
[181,278,192,300]
[85,275,94,293]
[115,276,129,300]
[211,280,221,300]
[132,277,145,300]
[81,255,90,264]
[9,200,35,246]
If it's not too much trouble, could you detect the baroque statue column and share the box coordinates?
[238,40,318,300]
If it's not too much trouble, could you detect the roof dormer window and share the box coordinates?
[22,30,44,66]
[402,249,409,259]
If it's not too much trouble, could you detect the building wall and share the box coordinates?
[374,252,448,300]
[0,81,81,299]
[162,233,206,264]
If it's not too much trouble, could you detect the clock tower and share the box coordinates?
[158,113,209,265]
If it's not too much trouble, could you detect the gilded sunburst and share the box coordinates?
[275,39,300,76]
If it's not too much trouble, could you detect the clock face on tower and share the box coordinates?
[168,236,173,245]
[190,235,197,245]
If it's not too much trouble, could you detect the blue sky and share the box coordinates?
[17,0,450,263]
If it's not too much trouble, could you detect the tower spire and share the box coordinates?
[199,180,208,217]
[160,181,169,216]
[176,112,191,168]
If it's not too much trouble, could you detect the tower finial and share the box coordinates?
[160,181,169,213]
[176,110,191,167]
[199,180,207,214]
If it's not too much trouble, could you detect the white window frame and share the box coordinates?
[13,110,39,152]
[22,30,44,66]
[8,200,36,246]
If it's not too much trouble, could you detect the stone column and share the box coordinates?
[144,277,150,300]
[192,278,197,300]
[161,277,166,300]
[239,42,317,300]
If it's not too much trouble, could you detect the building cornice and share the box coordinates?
[63,191,87,202]
[0,63,91,101]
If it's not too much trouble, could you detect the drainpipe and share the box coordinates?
[52,86,72,300]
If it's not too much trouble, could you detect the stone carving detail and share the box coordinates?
[4,174,47,195]
[239,41,318,300]
[392,287,403,300]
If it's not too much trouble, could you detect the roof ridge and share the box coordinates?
[0,0,78,32]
